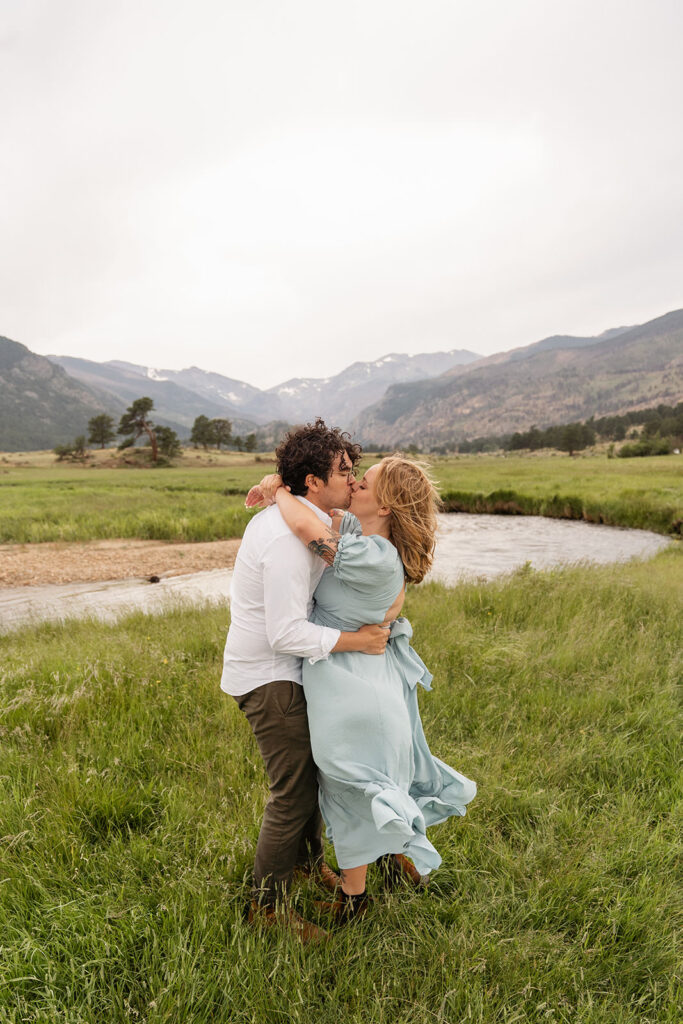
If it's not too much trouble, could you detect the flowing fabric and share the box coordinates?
[302,514,476,873]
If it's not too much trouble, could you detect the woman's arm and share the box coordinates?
[275,487,341,565]
[249,473,347,565]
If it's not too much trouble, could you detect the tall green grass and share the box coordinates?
[1,455,681,543]
[1,549,680,1022]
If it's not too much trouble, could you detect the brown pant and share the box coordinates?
[234,680,323,903]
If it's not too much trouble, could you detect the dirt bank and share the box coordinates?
[0,538,241,587]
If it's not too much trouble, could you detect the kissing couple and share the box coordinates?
[220,419,476,942]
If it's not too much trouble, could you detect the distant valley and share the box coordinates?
[0,343,477,451]
[47,348,479,431]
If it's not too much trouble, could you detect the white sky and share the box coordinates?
[1,0,682,388]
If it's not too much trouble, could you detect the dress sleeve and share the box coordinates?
[337,512,362,537]
[331,531,401,588]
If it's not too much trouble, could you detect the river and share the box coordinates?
[0,514,672,632]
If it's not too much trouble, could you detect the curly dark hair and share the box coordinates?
[276,418,362,496]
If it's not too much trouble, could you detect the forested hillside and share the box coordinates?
[356,309,683,447]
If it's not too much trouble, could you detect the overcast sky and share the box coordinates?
[1,0,682,389]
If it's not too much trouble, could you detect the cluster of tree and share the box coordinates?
[54,399,272,463]
[592,402,683,442]
[53,398,181,463]
[614,403,683,457]
[235,433,258,452]
[190,415,231,449]
[454,422,596,456]
[189,415,257,452]
[454,402,683,456]
[508,422,596,455]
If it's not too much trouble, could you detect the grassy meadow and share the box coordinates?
[0,452,258,544]
[436,454,683,535]
[1,448,681,543]
[1,547,681,1023]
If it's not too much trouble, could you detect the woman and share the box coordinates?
[255,456,476,915]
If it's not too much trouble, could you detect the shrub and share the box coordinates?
[617,438,672,458]
[53,436,87,462]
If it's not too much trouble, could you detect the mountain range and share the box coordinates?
[352,309,683,446]
[1,309,681,452]
[47,349,478,432]
[0,342,477,451]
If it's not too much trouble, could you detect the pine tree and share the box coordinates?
[117,397,158,462]
[87,413,116,448]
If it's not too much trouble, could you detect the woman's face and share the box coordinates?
[349,462,382,518]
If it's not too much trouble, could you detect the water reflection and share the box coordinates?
[428,513,671,586]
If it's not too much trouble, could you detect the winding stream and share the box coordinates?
[0,514,672,632]
[428,512,671,585]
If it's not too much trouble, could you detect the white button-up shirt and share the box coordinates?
[220,496,341,696]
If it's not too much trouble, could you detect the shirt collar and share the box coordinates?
[295,494,332,526]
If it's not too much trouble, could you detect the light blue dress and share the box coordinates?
[303,513,476,874]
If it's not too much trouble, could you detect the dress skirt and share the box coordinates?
[302,617,477,874]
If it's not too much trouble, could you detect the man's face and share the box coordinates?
[316,450,354,512]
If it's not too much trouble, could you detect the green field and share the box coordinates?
[1,451,681,543]
[436,454,683,535]
[0,466,254,544]
[1,548,681,1023]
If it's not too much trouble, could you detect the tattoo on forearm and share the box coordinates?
[307,530,341,565]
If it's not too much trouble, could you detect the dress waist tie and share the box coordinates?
[387,617,433,691]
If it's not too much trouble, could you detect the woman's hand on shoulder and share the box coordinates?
[244,473,287,508]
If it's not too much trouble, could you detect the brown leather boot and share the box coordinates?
[293,860,342,894]
[248,901,329,943]
[377,853,428,889]
[314,891,374,922]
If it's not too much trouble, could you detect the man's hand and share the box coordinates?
[245,474,287,509]
[331,623,390,656]
[355,624,391,655]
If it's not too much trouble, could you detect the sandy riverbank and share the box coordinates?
[0,538,241,587]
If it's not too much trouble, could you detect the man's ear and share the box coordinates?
[304,473,320,494]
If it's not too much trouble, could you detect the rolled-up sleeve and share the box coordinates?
[262,533,340,660]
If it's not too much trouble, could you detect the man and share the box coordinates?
[221,419,388,942]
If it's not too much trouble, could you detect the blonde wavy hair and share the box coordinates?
[374,455,442,584]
